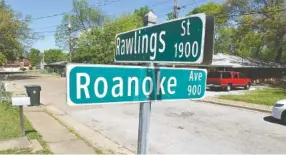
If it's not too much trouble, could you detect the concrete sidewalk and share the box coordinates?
[202,97,272,113]
[24,107,95,154]
[6,77,96,154]
[6,76,132,154]
[43,105,134,154]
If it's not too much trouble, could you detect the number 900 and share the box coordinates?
[188,85,201,96]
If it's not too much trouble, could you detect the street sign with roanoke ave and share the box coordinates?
[66,64,207,105]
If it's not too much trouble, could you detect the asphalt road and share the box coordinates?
[8,74,286,154]
[71,101,286,154]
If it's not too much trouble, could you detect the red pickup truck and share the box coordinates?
[207,71,251,91]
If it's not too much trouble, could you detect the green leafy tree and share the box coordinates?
[73,13,142,64]
[166,12,175,20]
[28,48,41,66]
[188,2,231,54]
[72,6,149,64]
[0,52,7,65]
[226,0,286,63]
[0,1,35,61]
[43,49,64,64]
[55,0,107,51]
[134,6,152,25]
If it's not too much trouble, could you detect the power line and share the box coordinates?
[178,0,207,10]
[161,6,286,19]
[150,0,171,8]
[157,0,207,17]
[215,8,286,18]
[32,24,59,29]
[92,0,124,7]
[22,0,124,22]
[23,13,65,22]
[34,30,59,34]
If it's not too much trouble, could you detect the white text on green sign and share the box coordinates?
[115,13,206,64]
[67,64,207,105]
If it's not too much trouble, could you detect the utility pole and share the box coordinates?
[173,0,178,19]
[68,16,72,63]
[173,0,178,68]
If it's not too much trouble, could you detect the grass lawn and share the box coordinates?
[219,88,286,106]
[0,103,52,154]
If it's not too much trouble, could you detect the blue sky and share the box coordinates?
[6,0,223,52]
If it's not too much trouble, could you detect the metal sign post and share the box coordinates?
[137,12,157,154]
[19,105,25,136]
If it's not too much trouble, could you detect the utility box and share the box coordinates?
[25,85,41,106]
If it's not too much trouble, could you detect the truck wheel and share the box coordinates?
[226,84,232,91]
[244,83,250,90]
[281,111,286,125]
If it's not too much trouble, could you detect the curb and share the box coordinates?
[202,99,272,113]
[42,105,134,154]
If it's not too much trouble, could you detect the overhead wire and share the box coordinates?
[32,2,286,36]
[22,13,65,22]
[22,0,125,22]
[28,0,125,35]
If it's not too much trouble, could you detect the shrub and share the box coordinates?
[20,68,26,71]
[29,66,33,70]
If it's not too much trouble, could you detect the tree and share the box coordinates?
[134,6,152,25]
[72,6,149,64]
[73,13,142,64]
[43,49,64,64]
[226,0,286,63]
[28,48,41,66]
[0,52,7,65]
[55,0,107,50]
[187,2,230,54]
[166,12,175,20]
[0,1,35,61]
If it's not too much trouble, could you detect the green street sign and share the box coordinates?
[114,13,214,64]
[67,64,206,105]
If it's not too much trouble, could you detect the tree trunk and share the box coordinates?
[275,34,284,63]
[275,47,282,63]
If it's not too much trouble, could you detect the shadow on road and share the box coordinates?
[6,74,40,81]
[206,87,245,92]
[263,116,286,126]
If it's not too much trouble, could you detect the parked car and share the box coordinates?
[207,71,252,91]
[272,99,286,124]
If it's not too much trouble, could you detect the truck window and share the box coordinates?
[239,73,247,78]
[222,72,231,78]
[233,73,239,79]
[208,72,221,78]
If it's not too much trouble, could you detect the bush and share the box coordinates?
[29,66,33,70]
[20,68,26,71]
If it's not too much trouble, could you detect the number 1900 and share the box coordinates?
[174,41,199,58]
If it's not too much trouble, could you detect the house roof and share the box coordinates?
[7,58,31,66]
[211,53,286,68]
[147,53,286,68]
[45,61,67,66]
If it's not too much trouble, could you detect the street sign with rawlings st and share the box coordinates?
[114,13,214,64]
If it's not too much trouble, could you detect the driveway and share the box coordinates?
[205,85,267,97]
[7,73,286,154]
